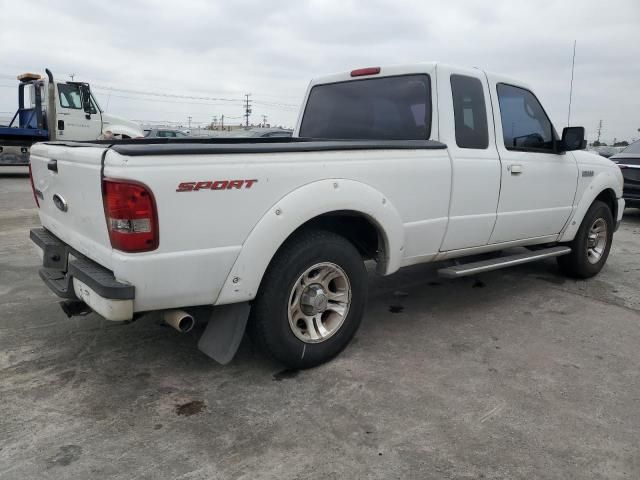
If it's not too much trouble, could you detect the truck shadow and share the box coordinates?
[12,247,626,426]
[622,208,640,224]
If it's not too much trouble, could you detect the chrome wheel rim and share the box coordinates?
[586,218,608,264]
[288,262,351,343]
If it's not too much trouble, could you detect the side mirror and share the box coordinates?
[559,126,586,152]
[79,83,92,114]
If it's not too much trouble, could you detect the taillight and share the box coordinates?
[28,163,40,208]
[103,178,158,252]
[350,67,381,77]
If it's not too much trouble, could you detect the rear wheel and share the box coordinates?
[249,229,367,369]
[557,200,613,278]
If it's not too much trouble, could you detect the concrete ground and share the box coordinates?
[1,166,639,479]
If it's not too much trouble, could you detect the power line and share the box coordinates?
[92,90,244,107]
[91,82,298,107]
[90,89,298,111]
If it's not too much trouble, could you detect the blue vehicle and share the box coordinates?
[0,69,142,166]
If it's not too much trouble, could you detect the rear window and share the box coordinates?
[299,75,431,140]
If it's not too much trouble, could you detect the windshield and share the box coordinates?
[299,74,431,140]
[622,140,640,154]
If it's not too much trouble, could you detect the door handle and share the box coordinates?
[509,164,523,175]
[47,159,58,173]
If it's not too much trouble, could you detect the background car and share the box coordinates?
[611,140,640,208]
[143,128,189,138]
[223,127,293,138]
[590,145,624,158]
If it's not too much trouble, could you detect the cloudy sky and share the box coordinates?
[1,0,638,141]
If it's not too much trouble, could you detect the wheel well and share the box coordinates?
[595,188,617,220]
[288,211,385,263]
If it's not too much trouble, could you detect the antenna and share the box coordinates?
[567,40,576,127]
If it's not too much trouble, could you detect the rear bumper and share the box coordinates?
[30,227,135,320]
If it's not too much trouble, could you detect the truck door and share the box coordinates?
[55,83,102,140]
[487,77,578,243]
[438,65,501,251]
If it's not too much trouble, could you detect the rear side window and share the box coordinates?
[497,83,554,151]
[299,75,431,140]
[450,74,489,149]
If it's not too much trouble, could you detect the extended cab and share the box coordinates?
[29,63,624,368]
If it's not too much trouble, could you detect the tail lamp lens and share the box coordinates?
[103,178,158,252]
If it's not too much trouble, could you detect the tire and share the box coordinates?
[249,229,368,369]
[557,200,613,278]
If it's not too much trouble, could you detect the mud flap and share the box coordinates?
[197,302,250,364]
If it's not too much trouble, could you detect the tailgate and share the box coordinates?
[30,143,113,269]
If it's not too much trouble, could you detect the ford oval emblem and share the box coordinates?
[52,193,68,212]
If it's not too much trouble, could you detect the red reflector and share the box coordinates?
[103,178,158,252]
[28,163,39,208]
[350,67,381,77]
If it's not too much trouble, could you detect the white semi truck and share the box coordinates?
[0,69,142,165]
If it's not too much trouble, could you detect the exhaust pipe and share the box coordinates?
[162,309,195,333]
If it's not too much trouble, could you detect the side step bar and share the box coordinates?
[438,246,571,279]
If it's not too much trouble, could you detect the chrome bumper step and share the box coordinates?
[438,246,572,279]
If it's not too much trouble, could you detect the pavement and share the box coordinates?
[1,165,639,479]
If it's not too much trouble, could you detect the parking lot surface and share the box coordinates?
[1,167,639,479]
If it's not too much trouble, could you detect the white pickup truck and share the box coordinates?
[29,63,624,368]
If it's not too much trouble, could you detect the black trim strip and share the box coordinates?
[38,268,77,299]
[109,139,447,157]
[42,138,447,155]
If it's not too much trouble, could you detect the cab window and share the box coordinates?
[497,83,555,151]
[450,74,489,149]
[58,84,82,109]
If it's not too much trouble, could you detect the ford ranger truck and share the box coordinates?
[28,63,625,368]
